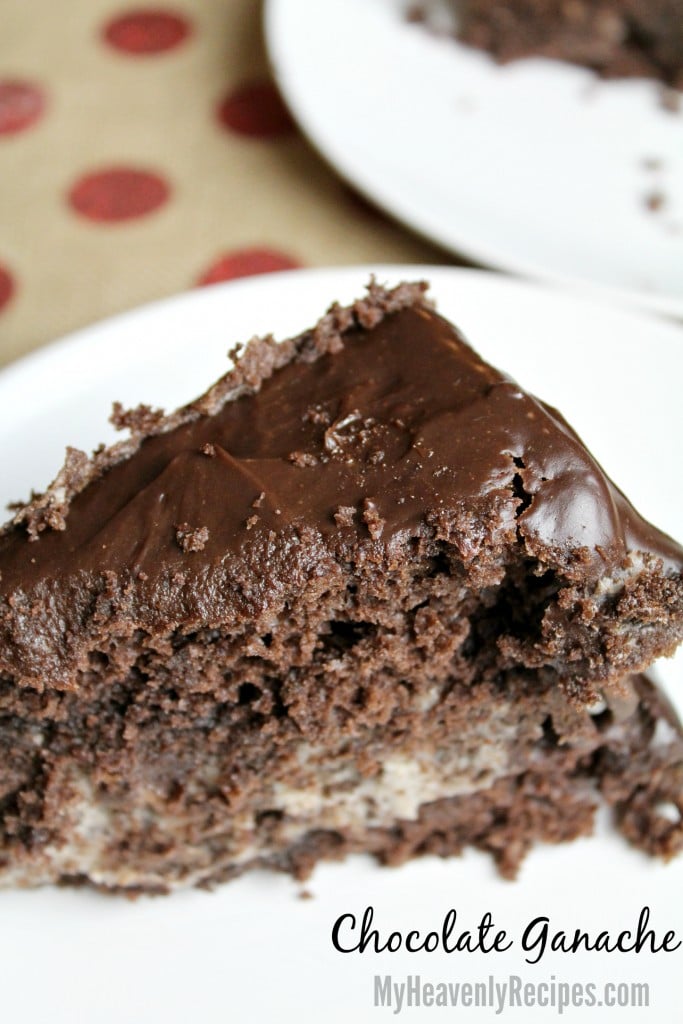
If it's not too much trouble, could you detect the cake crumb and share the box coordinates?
[110,401,165,437]
[252,491,266,509]
[175,523,210,553]
[645,189,666,212]
[405,3,426,23]
[245,515,259,531]
[288,451,319,468]
[305,403,331,426]
[334,505,356,528]
[362,498,385,540]
[200,443,216,457]
[297,888,314,900]
[11,447,92,541]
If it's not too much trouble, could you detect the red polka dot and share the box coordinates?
[217,80,296,139]
[0,80,45,136]
[68,167,170,222]
[103,9,191,54]
[197,248,301,286]
[0,265,15,313]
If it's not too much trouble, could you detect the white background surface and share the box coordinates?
[266,0,683,316]
[0,267,681,1022]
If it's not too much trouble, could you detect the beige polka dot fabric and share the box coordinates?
[0,0,462,369]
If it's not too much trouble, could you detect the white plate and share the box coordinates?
[0,267,682,1024]
[265,0,683,317]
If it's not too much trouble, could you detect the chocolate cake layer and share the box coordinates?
[0,281,682,892]
[452,0,683,87]
[1,665,681,890]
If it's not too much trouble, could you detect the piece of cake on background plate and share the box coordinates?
[0,280,681,893]
[410,0,683,89]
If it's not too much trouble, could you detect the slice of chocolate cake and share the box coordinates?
[1,280,682,893]
[451,0,683,87]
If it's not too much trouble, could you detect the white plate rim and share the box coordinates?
[264,0,683,320]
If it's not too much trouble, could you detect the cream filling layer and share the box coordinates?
[0,730,515,890]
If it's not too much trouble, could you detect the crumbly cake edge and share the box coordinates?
[7,279,430,542]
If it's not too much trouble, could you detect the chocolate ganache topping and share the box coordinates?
[0,281,681,682]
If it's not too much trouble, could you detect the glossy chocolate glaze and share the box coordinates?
[1,292,682,597]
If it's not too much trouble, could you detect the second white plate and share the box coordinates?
[266,0,683,316]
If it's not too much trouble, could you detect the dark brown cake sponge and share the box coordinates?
[454,0,683,88]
